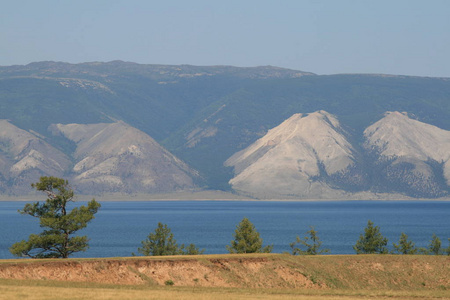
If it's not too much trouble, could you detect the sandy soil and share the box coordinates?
[0,254,449,290]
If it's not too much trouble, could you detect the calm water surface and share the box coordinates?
[0,201,449,258]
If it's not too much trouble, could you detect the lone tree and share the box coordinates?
[392,232,417,254]
[353,220,388,254]
[136,222,204,256]
[10,176,101,258]
[290,226,330,255]
[226,217,273,254]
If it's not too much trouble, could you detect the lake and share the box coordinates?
[0,200,449,258]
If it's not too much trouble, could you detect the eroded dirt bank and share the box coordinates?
[0,254,449,290]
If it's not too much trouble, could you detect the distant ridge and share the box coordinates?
[0,61,315,80]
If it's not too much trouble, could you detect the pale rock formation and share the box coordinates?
[51,121,199,194]
[0,120,71,194]
[364,111,450,196]
[225,111,357,198]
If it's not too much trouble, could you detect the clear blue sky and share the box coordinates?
[1,0,449,77]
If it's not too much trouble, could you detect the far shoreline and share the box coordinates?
[1,190,449,202]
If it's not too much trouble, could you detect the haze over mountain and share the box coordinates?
[1,61,450,199]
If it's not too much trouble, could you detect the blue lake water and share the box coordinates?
[0,200,449,259]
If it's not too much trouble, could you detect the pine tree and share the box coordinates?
[10,177,100,258]
[428,234,442,255]
[290,226,330,255]
[137,222,204,256]
[181,243,204,255]
[392,232,417,254]
[353,220,388,254]
[226,217,273,254]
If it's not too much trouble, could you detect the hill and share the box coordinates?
[225,111,450,199]
[1,61,450,198]
[0,120,199,195]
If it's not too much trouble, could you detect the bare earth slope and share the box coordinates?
[50,121,200,194]
[0,255,448,291]
[364,111,450,197]
[226,111,450,199]
[0,120,71,194]
[225,111,362,199]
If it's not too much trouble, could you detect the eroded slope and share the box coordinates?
[225,111,364,198]
[364,111,450,197]
[51,121,200,194]
[0,120,71,194]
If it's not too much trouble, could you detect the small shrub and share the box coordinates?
[165,279,174,286]
[290,226,330,255]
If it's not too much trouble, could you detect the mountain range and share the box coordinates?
[1,61,449,199]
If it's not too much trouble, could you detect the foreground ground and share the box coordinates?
[0,254,449,299]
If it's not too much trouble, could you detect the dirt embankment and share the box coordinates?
[0,254,449,290]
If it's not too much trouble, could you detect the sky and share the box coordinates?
[1,0,449,77]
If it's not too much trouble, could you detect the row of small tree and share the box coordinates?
[135,218,450,256]
[134,217,325,256]
[9,177,450,258]
[354,220,450,255]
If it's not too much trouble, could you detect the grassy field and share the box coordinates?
[0,254,449,300]
[1,279,449,300]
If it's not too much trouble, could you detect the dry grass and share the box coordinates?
[0,279,449,300]
[0,254,449,299]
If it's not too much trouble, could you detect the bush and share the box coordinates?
[290,226,330,255]
[165,280,174,286]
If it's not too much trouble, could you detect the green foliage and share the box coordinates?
[164,279,174,286]
[353,220,388,254]
[137,223,180,256]
[226,217,273,254]
[137,222,204,256]
[392,232,417,254]
[428,234,442,255]
[445,238,450,256]
[9,176,100,258]
[290,226,330,255]
[181,243,205,255]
